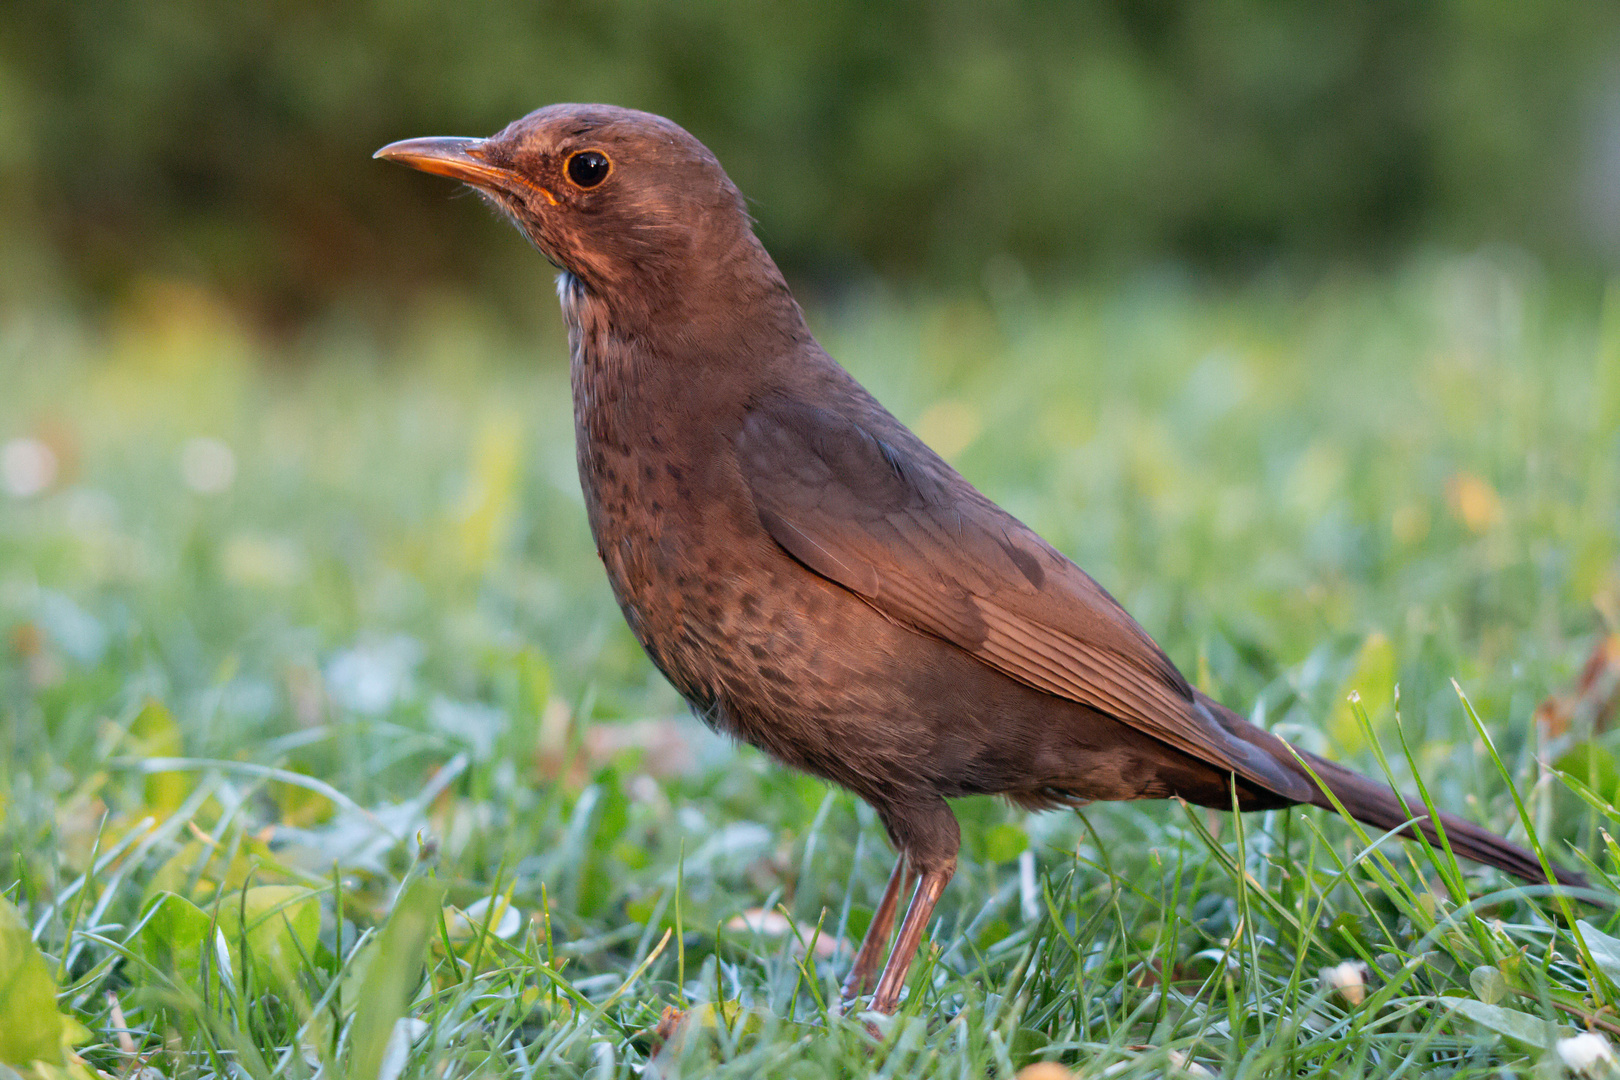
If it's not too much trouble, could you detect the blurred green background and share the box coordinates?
[5,1,1620,323]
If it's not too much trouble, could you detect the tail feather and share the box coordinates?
[1193,691,1589,890]
[1297,749,1588,890]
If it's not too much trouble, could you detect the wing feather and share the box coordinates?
[738,397,1306,796]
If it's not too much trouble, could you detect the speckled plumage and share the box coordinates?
[377,105,1586,1013]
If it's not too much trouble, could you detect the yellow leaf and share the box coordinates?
[913,399,982,461]
[130,699,189,818]
[147,834,292,903]
[1329,632,1397,753]
[270,768,335,827]
[219,886,320,986]
[0,896,89,1070]
[448,410,524,573]
[1446,472,1502,533]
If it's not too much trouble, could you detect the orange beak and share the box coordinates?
[373,136,509,186]
[374,136,559,206]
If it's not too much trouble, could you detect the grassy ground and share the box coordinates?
[3,256,1620,1077]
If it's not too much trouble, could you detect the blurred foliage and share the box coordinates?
[3,1,1620,322]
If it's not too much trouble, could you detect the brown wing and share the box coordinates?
[736,398,1312,801]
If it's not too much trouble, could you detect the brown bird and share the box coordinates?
[377,105,1587,1015]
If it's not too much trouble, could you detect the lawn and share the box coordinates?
[3,256,1619,1077]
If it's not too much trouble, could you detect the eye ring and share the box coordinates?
[565,150,612,189]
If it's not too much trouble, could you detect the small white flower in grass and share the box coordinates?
[180,436,236,494]
[326,635,423,715]
[1320,959,1368,1006]
[449,894,522,940]
[2,436,57,497]
[1100,1048,1211,1077]
[377,1018,429,1080]
[1166,1049,1215,1077]
[1470,963,1507,1004]
[213,928,234,985]
[429,695,505,761]
[1019,848,1039,921]
[628,773,666,808]
[1558,1032,1616,1077]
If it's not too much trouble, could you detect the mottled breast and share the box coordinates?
[558,274,915,779]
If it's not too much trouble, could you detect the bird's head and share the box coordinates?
[377,104,780,330]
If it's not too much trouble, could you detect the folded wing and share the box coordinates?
[737,398,1312,801]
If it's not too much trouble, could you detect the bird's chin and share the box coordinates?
[460,183,514,223]
[467,192,563,272]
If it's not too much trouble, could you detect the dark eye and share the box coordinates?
[566,150,611,189]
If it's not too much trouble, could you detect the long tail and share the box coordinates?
[1296,748,1588,889]
[1196,691,1589,890]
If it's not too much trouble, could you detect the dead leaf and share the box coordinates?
[1320,959,1369,1006]
[1536,634,1620,739]
[650,1005,684,1050]
[1447,472,1502,533]
[725,908,845,958]
[1016,1065,1073,1080]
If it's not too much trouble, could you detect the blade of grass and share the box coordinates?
[1453,678,1605,1005]
[350,874,445,1080]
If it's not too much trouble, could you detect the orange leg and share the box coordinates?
[840,856,913,1003]
[868,862,954,1014]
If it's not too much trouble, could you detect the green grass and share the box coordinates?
[3,256,1620,1077]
